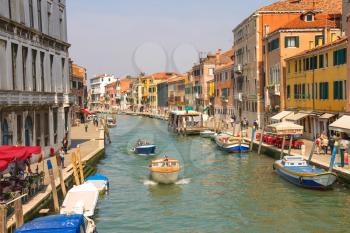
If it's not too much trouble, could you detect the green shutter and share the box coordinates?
[285,37,288,48]
[333,51,337,66]
[333,81,337,100]
[296,36,299,48]
[344,49,347,64]
[340,81,343,99]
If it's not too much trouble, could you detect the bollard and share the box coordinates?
[47,160,59,212]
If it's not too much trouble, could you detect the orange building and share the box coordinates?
[69,61,87,123]
[233,0,342,127]
[263,12,341,119]
[213,49,234,118]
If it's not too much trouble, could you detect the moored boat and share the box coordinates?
[85,173,109,194]
[273,156,337,189]
[106,117,117,128]
[149,157,180,184]
[200,130,216,138]
[15,214,97,233]
[215,134,250,153]
[133,139,156,155]
[60,183,99,217]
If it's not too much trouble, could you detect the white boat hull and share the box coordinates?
[151,171,179,184]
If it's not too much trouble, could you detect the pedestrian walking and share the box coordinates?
[322,137,329,155]
[339,135,349,167]
[59,148,65,168]
[62,135,68,154]
[315,134,321,155]
[85,123,88,132]
[253,120,258,130]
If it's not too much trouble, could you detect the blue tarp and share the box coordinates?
[15,214,85,233]
[86,173,109,181]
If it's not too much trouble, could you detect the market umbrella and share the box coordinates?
[0,160,9,172]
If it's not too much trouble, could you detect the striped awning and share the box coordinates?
[319,113,335,120]
[271,111,294,121]
[286,112,310,122]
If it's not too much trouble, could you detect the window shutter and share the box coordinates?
[296,37,299,48]
[285,37,288,48]
[333,81,337,100]
[333,51,337,66]
[340,81,343,99]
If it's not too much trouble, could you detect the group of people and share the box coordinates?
[230,115,258,130]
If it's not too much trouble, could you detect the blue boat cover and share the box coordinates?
[86,173,109,181]
[15,214,85,233]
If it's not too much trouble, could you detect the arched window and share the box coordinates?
[2,119,10,145]
[25,116,33,146]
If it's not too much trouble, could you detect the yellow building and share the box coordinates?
[285,37,347,138]
[140,72,176,112]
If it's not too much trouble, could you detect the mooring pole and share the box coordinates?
[71,152,81,186]
[77,147,85,183]
[308,140,317,163]
[47,160,59,212]
[287,135,294,156]
[14,193,24,228]
[0,204,7,233]
[258,127,265,156]
[329,143,338,172]
[250,127,256,151]
[280,136,286,159]
[55,155,67,196]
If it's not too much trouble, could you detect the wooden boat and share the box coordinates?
[215,134,250,153]
[85,173,109,194]
[273,156,337,189]
[60,183,99,217]
[106,117,117,128]
[200,130,216,138]
[149,157,180,184]
[15,214,97,233]
[132,140,156,155]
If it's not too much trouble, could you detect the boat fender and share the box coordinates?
[299,177,303,184]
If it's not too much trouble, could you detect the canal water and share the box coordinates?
[95,115,350,233]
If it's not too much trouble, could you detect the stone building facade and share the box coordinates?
[0,0,72,153]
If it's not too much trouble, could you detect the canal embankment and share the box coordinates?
[6,122,105,232]
[121,111,350,184]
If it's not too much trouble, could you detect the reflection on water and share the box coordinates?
[94,115,350,233]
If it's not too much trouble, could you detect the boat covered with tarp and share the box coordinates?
[215,134,250,153]
[60,183,99,217]
[15,214,96,233]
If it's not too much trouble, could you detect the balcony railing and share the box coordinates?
[0,90,69,106]
[233,64,243,74]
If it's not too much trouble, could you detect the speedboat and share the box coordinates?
[273,156,337,189]
[107,117,117,128]
[60,183,99,217]
[215,134,250,153]
[133,140,156,156]
[85,173,109,194]
[15,214,96,233]
[200,130,216,138]
[149,157,180,184]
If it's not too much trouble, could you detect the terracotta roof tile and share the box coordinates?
[258,0,342,15]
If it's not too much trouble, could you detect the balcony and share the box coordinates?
[0,90,67,106]
[267,84,280,95]
[233,64,243,74]
[221,96,229,103]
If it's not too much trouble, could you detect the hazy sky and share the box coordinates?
[67,0,275,78]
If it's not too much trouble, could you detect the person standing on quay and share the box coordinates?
[62,135,68,154]
[85,123,88,132]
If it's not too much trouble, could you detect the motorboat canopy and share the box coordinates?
[267,122,303,135]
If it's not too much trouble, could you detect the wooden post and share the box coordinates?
[250,127,256,151]
[258,127,265,156]
[14,193,24,228]
[77,147,85,184]
[47,160,59,212]
[280,136,286,159]
[71,152,81,186]
[287,135,294,156]
[0,204,7,233]
[329,144,338,172]
[308,140,317,163]
[55,155,67,196]
[233,123,236,136]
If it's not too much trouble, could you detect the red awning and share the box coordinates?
[0,160,9,172]
[81,109,94,115]
[0,146,42,162]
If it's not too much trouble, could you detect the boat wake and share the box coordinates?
[175,178,191,185]
[143,179,158,186]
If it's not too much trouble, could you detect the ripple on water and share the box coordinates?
[95,116,350,233]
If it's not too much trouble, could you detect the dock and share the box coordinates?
[5,122,105,232]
